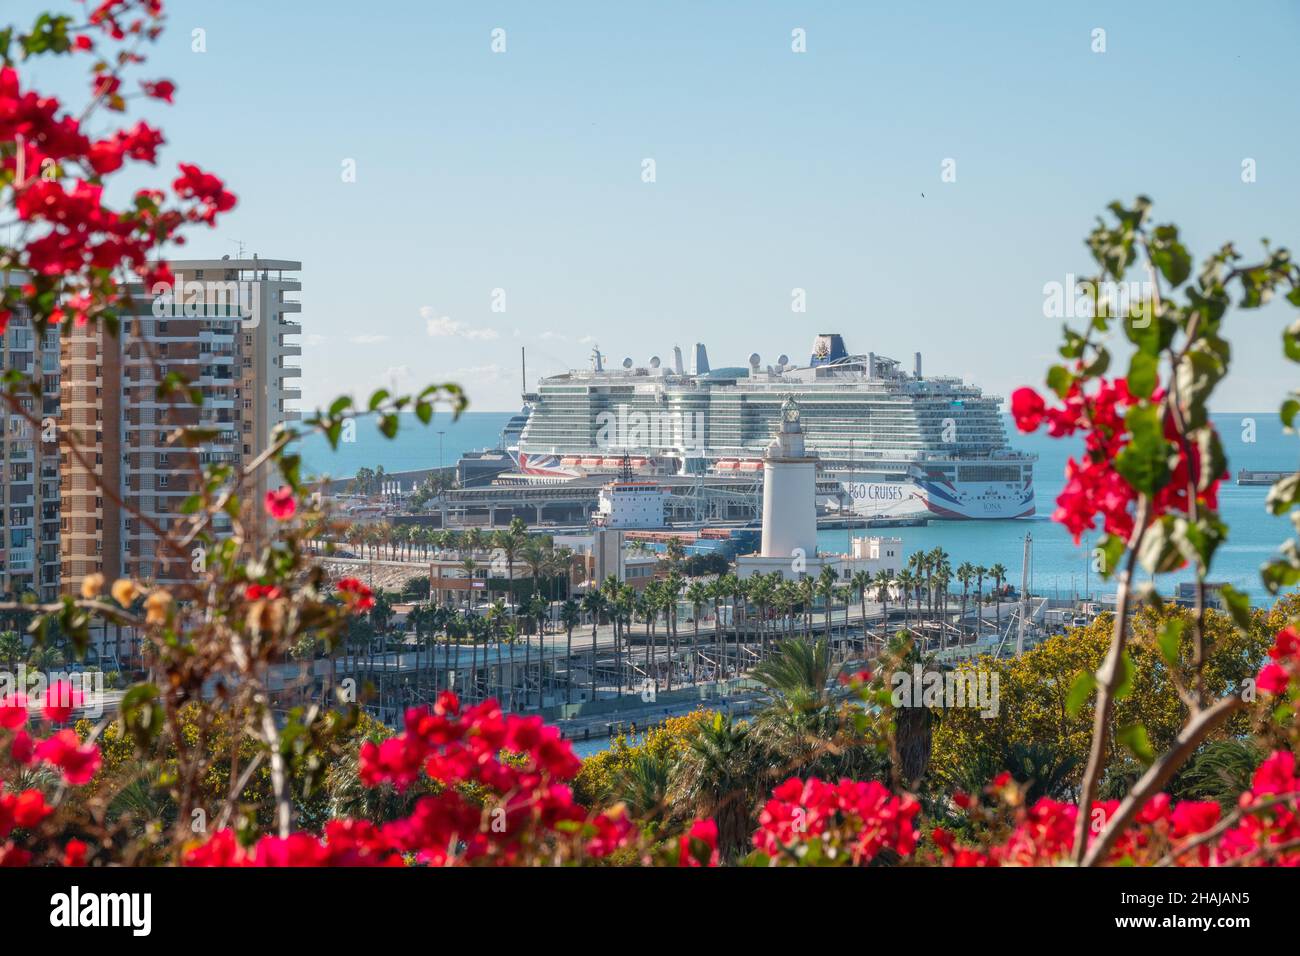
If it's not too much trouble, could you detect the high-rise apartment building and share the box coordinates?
[60,257,302,588]
[0,278,62,602]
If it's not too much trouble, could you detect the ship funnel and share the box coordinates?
[672,346,684,375]
[692,343,710,375]
[914,352,922,379]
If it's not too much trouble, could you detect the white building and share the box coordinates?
[760,396,819,559]
[596,481,670,529]
[740,397,835,581]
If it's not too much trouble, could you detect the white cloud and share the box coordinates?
[420,306,499,340]
[350,334,390,344]
[451,364,505,380]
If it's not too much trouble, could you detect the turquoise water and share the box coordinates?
[816,413,1299,603]
[299,411,1300,603]
[298,411,515,480]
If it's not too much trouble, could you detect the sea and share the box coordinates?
[298,411,1300,605]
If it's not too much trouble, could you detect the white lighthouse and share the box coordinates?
[760,396,818,559]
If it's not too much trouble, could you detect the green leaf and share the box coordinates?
[1150,225,1192,287]
[1116,723,1155,765]
[119,683,162,749]
[1156,619,1184,666]
[1046,365,1074,399]
[1126,352,1158,399]
[1217,583,1252,632]
[1281,398,1300,430]
[1114,651,1136,700]
[1095,533,1126,580]
[1114,404,1172,494]
[1066,671,1096,717]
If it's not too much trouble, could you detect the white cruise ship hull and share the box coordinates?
[837,476,1034,520]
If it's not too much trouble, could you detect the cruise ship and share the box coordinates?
[513,333,1035,520]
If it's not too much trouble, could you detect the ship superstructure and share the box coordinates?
[515,333,1035,520]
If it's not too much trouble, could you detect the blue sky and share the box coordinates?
[14,0,1300,411]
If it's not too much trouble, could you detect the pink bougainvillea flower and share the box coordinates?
[263,486,296,521]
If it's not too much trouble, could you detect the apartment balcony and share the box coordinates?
[7,547,34,573]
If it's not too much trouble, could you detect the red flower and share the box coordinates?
[63,840,89,867]
[264,486,296,521]
[246,584,284,601]
[0,694,28,729]
[678,818,719,867]
[34,730,102,785]
[1251,749,1298,797]
[337,577,375,611]
[1010,387,1046,432]
[1268,626,1300,662]
[754,776,920,865]
[0,790,53,837]
[172,162,236,225]
[10,731,34,766]
[1170,801,1220,838]
[141,79,175,102]
[92,74,121,99]
[42,681,84,722]
[1258,662,1290,696]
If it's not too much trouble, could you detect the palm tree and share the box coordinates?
[524,591,548,708]
[889,633,937,789]
[600,574,622,693]
[956,561,975,648]
[485,598,507,704]
[928,547,950,624]
[896,568,917,632]
[709,577,728,685]
[748,574,774,661]
[751,637,836,711]
[0,630,22,673]
[662,571,684,691]
[611,750,673,823]
[719,574,742,675]
[872,570,893,646]
[816,565,837,643]
[464,526,484,561]
[685,581,708,685]
[906,550,926,621]
[798,575,816,638]
[615,584,636,693]
[850,569,871,635]
[495,519,526,623]
[638,584,658,694]
[668,713,756,860]
[988,562,1008,640]
[559,600,580,704]
[581,589,605,702]
[459,556,477,613]
[934,563,952,647]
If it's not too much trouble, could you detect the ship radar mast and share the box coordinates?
[590,344,604,372]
